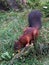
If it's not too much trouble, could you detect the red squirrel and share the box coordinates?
[14,27,39,51]
[14,10,42,51]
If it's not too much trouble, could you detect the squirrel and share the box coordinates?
[14,10,42,52]
[14,27,39,51]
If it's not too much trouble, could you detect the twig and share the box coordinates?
[9,44,33,65]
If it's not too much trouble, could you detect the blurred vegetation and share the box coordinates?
[0,0,49,65]
[42,2,49,17]
[0,0,49,17]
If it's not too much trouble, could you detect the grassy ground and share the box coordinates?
[0,9,49,65]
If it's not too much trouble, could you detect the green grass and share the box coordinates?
[0,10,49,65]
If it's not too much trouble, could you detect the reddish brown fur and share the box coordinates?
[14,27,39,50]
